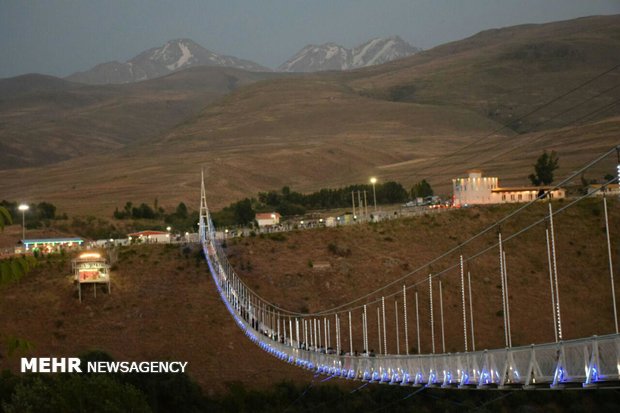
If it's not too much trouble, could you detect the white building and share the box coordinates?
[255,212,281,228]
[127,230,170,243]
[325,217,337,227]
[452,170,499,205]
[452,170,565,206]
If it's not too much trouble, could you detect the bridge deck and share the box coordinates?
[203,237,620,390]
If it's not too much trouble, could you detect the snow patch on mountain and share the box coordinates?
[167,41,194,70]
[279,36,420,72]
[66,39,269,85]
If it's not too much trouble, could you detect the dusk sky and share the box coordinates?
[1,0,619,78]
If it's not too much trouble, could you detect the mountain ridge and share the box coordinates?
[0,15,618,214]
[279,36,420,72]
[66,38,271,85]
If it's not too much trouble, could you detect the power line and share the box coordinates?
[401,64,619,180]
[213,67,620,317]
[217,142,619,317]
[470,97,620,170]
[311,145,618,315]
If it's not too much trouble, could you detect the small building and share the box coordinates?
[325,217,337,227]
[587,184,620,197]
[72,251,110,302]
[452,170,565,206]
[338,213,355,224]
[452,170,499,205]
[21,237,84,254]
[255,212,281,228]
[492,186,565,203]
[127,230,170,243]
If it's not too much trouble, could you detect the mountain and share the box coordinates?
[347,15,620,133]
[0,66,280,169]
[278,36,420,72]
[1,15,619,215]
[66,39,270,84]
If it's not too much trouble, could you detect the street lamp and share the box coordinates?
[18,204,29,242]
[370,177,377,212]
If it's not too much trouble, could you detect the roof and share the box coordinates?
[22,238,83,244]
[491,186,562,193]
[588,184,619,189]
[255,212,281,220]
[127,230,168,237]
[73,251,106,262]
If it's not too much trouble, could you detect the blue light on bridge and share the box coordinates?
[460,372,469,386]
[381,371,390,382]
[415,372,423,385]
[480,370,491,385]
[553,366,566,386]
[586,365,599,384]
[390,372,401,385]
[426,370,437,386]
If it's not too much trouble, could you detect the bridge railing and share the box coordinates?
[201,223,620,390]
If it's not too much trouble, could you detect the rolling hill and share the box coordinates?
[0,67,280,169]
[0,15,618,215]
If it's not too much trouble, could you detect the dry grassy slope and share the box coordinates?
[226,200,620,354]
[1,15,619,215]
[348,15,620,132]
[0,75,505,215]
[0,244,313,395]
[0,67,279,169]
[0,201,617,395]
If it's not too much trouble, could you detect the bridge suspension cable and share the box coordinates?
[198,143,620,389]
[308,145,620,316]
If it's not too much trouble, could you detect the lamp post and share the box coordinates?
[166,226,171,243]
[18,204,29,242]
[370,177,377,213]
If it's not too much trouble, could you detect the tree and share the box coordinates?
[0,206,36,360]
[175,202,188,219]
[36,202,56,220]
[0,206,12,231]
[233,198,255,226]
[132,203,156,219]
[529,150,559,186]
[411,179,434,199]
[377,181,409,204]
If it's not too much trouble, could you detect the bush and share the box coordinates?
[327,243,351,257]
[267,233,287,242]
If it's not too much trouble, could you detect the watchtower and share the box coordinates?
[72,251,111,302]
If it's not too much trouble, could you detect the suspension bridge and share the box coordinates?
[198,146,620,390]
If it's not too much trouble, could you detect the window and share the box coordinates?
[518,194,522,201]
[502,194,506,201]
[510,194,515,201]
